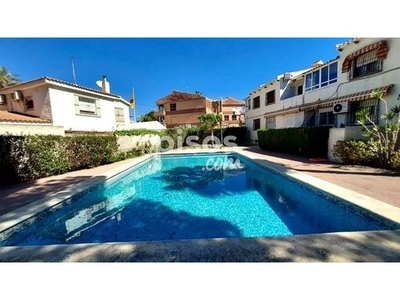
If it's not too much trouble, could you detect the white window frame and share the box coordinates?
[74,95,101,117]
[305,61,338,92]
[114,107,125,123]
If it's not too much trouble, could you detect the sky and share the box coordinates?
[0,0,396,293]
[0,37,349,120]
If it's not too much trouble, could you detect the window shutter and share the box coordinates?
[95,99,101,116]
[74,95,80,115]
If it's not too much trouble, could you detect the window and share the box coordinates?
[170,103,177,111]
[349,50,383,80]
[253,118,261,131]
[0,94,6,105]
[246,98,251,110]
[114,107,125,123]
[224,115,229,121]
[317,109,334,126]
[265,90,275,105]
[253,96,260,109]
[346,99,379,126]
[24,97,34,110]
[265,117,276,129]
[232,115,237,121]
[297,85,303,95]
[74,96,101,116]
[305,61,338,92]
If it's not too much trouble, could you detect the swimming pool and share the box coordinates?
[0,152,398,247]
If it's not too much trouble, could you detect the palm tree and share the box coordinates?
[198,113,223,146]
[0,66,20,89]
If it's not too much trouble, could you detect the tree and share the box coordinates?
[0,66,20,88]
[356,90,400,168]
[140,110,157,122]
[198,113,223,145]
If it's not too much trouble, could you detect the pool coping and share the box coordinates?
[1,147,400,262]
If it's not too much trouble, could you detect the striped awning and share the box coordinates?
[264,107,300,118]
[299,85,393,111]
[342,40,388,73]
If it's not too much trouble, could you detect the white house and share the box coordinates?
[0,76,130,134]
[245,38,400,160]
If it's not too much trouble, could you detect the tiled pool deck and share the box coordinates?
[0,146,399,262]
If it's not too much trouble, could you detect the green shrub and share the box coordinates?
[332,139,379,166]
[389,150,400,171]
[26,135,72,178]
[0,135,31,183]
[66,135,118,170]
[257,126,330,158]
[0,134,119,185]
[115,129,161,136]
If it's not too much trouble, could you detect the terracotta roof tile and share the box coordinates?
[0,76,122,99]
[0,111,51,124]
[156,91,205,105]
[222,97,245,106]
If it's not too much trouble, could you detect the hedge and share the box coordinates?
[0,134,118,185]
[216,126,247,145]
[332,139,400,171]
[115,129,161,136]
[257,126,331,158]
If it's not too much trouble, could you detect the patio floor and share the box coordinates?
[0,146,399,262]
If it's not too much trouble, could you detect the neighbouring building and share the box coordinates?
[213,97,245,127]
[0,76,130,135]
[155,91,214,128]
[245,38,400,160]
[155,91,245,128]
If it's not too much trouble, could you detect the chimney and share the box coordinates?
[102,75,110,93]
[311,60,324,68]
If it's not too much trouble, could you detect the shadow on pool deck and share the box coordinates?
[238,146,400,208]
[1,229,400,262]
[0,175,108,217]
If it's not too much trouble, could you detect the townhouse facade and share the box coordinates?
[212,97,245,127]
[155,91,214,128]
[155,91,245,128]
[245,38,400,159]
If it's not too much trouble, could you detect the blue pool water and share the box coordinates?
[0,153,397,246]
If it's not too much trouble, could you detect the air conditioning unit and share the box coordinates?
[11,91,23,101]
[0,94,5,104]
[333,101,349,114]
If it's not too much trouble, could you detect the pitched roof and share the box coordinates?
[0,111,51,124]
[156,90,206,105]
[291,56,340,80]
[222,97,245,106]
[0,76,123,100]
[335,38,362,51]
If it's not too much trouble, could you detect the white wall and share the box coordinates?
[328,127,365,161]
[336,38,400,124]
[5,86,50,120]
[0,123,65,136]
[117,134,161,152]
[49,88,130,132]
[245,81,280,142]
